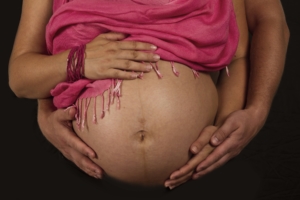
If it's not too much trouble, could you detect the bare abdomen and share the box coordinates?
[73,60,218,186]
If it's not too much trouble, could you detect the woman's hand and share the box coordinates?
[164,126,217,189]
[83,32,160,80]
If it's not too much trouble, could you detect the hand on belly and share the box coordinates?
[73,61,218,186]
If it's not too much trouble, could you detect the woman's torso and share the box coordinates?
[73,60,218,186]
[49,0,238,187]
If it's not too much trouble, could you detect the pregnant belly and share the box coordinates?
[73,60,218,186]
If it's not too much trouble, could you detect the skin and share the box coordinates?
[8,1,160,99]
[9,0,162,180]
[36,0,249,188]
[11,0,285,190]
[38,99,103,179]
[165,0,290,189]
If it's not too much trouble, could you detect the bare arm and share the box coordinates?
[244,0,289,121]
[8,0,61,98]
[8,0,158,99]
[214,0,249,126]
[9,0,158,179]
[165,0,290,188]
[189,0,289,180]
[164,0,250,188]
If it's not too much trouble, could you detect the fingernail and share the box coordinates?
[94,172,102,179]
[97,174,102,179]
[169,186,175,190]
[94,175,99,179]
[131,73,138,78]
[213,136,219,144]
[151,45,157,50]
[153,54,160,60]
[146,65,153,71]
[89,153,95,159]
[197,166,204,171]
[191,146,198,153]
[193,175,201,180]
[64,105,76,112]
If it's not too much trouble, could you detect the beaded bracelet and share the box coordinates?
[66,44,86,82]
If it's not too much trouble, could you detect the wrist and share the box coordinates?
[37,98,55,119]
[244,105,270,125]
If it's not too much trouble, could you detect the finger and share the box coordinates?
[111,59,155,72]
[115,49,160,62]
[99,61,154,80]
[190,125,217,154]
[195,141,231,172]
[169,178,190,190]
[71,151,103,179]
[65,129,97,160]
[115,40,157,51]
[98,32,128,41]
[169,144,215,180]
[63,106,77,120]
[95,68,139,80]
[192,153,232,180]
[165,171,193,189]
[94,32,128,46]
[90,59,155,80]
[210,119,239,146]
[53,107,76,122]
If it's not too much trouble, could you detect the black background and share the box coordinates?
[3,1,300,199]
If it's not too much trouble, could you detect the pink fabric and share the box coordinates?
[47,0,239,112]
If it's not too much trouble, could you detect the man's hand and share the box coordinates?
[37,100,103,179]
[164,126,217,190]
[164,108,266,189]
[191,108,265,179]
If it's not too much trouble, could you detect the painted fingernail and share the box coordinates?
[153,54,160,60]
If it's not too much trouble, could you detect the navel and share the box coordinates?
[137,130,146,142]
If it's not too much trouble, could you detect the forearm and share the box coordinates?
[9,51,69,99]
[8,0,68,99]
[246,21,289,118]
[214,57,249,126]
[245,0,290,121]
[37,98,56,123]
[214,0,249,126]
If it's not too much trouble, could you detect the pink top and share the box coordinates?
[47,0,239,125]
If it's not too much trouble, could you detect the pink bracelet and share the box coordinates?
[66,44,86,82]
